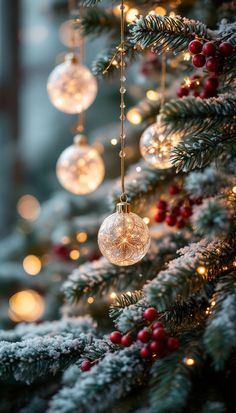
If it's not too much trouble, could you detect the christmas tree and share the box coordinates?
[0,0,236,412]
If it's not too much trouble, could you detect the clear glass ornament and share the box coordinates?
[140,118,181,169]
[98,203,150,266]
[59,20,81,48]
[47,54,97,114]
[56,135,105,195]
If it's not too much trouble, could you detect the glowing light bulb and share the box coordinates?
[87,296,95,304]
[76,232,88,243]
[98,202,150,266]
[183,52,191,61]
[232,186,236,194]
[146,90,159,101]
[47,54,97,114]
[9,290,44,322]
[140,120,181,169]
[197,266,207,276]
[17,195,40,221]
[126,8,139,23]
[23,255,41,276]
[155,6,166,15]
[111,138,118,145]
[184,357,195,366]
[56,135,105,195]
[127,108,142,125]
[69,249,80,260]
[110,292,117,299]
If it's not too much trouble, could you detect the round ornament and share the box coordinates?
[56,135,105,195]
[140,120,181,169]
[59,19,81,48]
[98,202,150,266]
[47,54,97,114]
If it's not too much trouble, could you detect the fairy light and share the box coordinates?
[23,255,42,276]
[143,217,150,225]
[111,138,118,145]
[155,6,166,15]
[197,266,207,276]
[126,291,132,296]
[211,300,216,307]
[233,259,236,267]
[136,166,142,172]
[169,11,176,17]
[127,108,142,125]
[69,249,80,260]
[17,195,41,221]
[9,290,45,322]
[76,232,88,243]
[126,8,139,23]
[146,89,159,101]
[87,296,95,304]
[232,186,236,194]
[110,292,117,299]
[184,357,195,366]
[183,52,191,61]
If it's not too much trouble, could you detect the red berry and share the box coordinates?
[156,200,167,210]
[52,244,70,260]
[80,360,92,372]
[154,211,166,223]
[200,90,211,99]
[176,219,185,229]
[152,321,164,330]
[110,331,122,344]
[140,346,151,359]
[144,307,158,321]
[165,215,176,227]
[168,184,180,195]
[206,57,219,72]
[192,54,206,68]
[149,340,165,353]
[205,77,218,91]
[219,42,233,57]
[193,91,200,97]
[180,206,192,218]
[152,328,167,341]
[172,206,180,217]
[195,197,203,205]
[177,87,189,98]
[202,42,216,57]
[121,335,133,347]
[137,328,151,343]
[188,40,203,54]
[167,337,180,352]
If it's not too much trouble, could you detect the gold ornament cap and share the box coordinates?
[65,53,78,64]
[73,134,87,145]
[116,202,131,213]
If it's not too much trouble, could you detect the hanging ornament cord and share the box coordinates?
[119,0,127,203]
[77,32,86,134]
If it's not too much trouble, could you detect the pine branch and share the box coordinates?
[110,162,174,213]
[0,334,89,384]
[47,345,146,413]
[80,0,101,6]
[63,233,187,304]
[203,271,236,370]
[144,236,236,312]
[109,290,144,320]
[81,8,119,36]
[128,98,161,125]
[201,401,227,413]
[160,96,236,135]
[129,15,211,53]
[184,166,229,198]
[146,332,205,413]
[171,132,235,173]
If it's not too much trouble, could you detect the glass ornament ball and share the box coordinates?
[47,54,97,114]
[98,203,150,266]
[140,122,181,169]
[56,135,105,195]
[59,20,81,48]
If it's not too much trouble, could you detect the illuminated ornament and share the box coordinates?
[98,202,150,266]
[56,134,105,195]
[140,117,181,169]
[47,53,97,114]
[59,19,81,48]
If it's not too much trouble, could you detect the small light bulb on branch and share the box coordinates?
[127,108,142,125]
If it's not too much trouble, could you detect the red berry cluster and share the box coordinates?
[110,307,180,360]
[188,39,234,73]
[177,74,219,99]
[155,184,202,229]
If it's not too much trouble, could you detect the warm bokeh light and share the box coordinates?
[169,11,176,17]
[17,195,40,221]
[184,357,195,366]
[87,296,95,304]
[69,249,80,260]
[197,266,207,276]
[9,290,45,322]
[126,8,139,23]
[183,52,191,61]
[232,186,236,194]
[111,138,118,145]
[110,292,117,299]
[136,166,142,173]
[76,232,88,243]
[155,6,166,15]
[146,90,159,101]
[143,217,150,225]
[127,108,142,125]
[23,255,42,276]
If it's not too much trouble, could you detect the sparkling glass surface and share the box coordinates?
[140,122,181,169]
[98,212,150,266]
[47,60,97,114]
[56,144,105,195]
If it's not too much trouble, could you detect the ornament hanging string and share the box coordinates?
[119,0,127,202]
[77,30,86,133]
